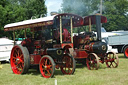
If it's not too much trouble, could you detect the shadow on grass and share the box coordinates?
[27,69,40,76]
[0,61,10,64]
[76,64,85,68]
[54,70,63,75]
[27,67,66,77]
[26,64,86,77]
[117,53,128,59]
[76,62,111,70]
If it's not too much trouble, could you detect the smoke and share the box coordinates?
[61,0,101,17]
[45,0,101,17]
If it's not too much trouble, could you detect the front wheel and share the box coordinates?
[39,55,55,78]
[86,53,99,70]
[60,54,76,75]
[106,52,119,68]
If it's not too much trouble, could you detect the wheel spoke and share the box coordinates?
[19,54,23,58]
[42,63,45,67]
[12,56,16,60]
[47,70,51,75]
[114,61,117,65]
[111,62,114,67]
[109,62,112,67]
[113,61,118,67]
[48,65,52,68]
[15,50,18,56]
[45,59,48,66]
[18,51,20,57]
[16,49,20,57]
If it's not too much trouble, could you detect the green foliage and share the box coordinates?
[0,0,47,39]
[103,0,128,31]
[23,0,47,19]
[0,0,12,38]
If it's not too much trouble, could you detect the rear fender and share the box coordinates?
[62,44,74,56]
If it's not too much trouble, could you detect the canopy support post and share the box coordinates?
[60,16,62,44]
[13,31,16,45]
[89,18,92,32]
[70,17,73,43]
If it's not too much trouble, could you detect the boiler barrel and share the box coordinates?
[92,42,107,54]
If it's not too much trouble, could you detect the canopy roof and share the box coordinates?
[83,15,107,25]
[4,13,83,31]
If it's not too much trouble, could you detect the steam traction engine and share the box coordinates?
[73,15,119,70]
[4,13,84,78]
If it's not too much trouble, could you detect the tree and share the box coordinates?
[103,0,128,31]
[0,0,12,38]
[0,0,47,39]
[61,0,128,31]
[24,0,47,19]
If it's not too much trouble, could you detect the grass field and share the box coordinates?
[0,53,128,85]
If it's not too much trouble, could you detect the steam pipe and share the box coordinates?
[95,15,101,41]
[100,0,103,15]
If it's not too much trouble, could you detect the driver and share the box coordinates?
[62,28,70,42]
[54,28,71,42]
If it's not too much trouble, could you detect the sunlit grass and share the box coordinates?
[0,54,128,85]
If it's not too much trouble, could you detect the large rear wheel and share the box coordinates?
[60,54,76,75]
[106,52,119,68]
[10,45,30,74]
[86,53,99,70]
[39,55,55,78]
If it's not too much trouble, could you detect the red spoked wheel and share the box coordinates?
[124,46,128,58]
[60,54,76,75]
[39,55,55,78]
[106,52,119,68]
[86,53,99,70]
[10,45,30,74]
